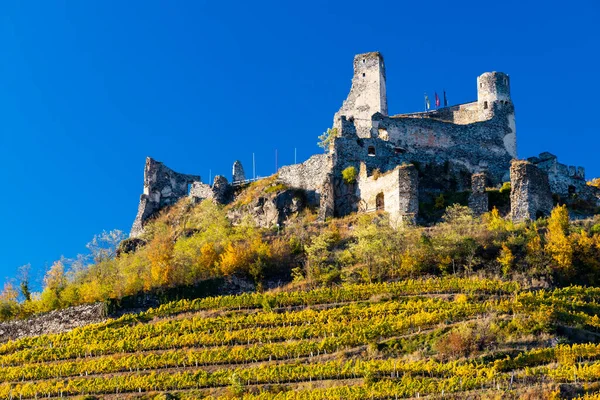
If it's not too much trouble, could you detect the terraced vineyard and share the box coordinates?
[1,277,600,399]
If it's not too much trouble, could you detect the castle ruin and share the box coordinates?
[130,52,599,236]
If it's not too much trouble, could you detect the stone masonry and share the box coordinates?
[469,172,489,216]
[356,163,419,226]
[510,160,554,222]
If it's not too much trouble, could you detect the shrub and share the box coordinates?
[500,181,511,193]
[342,166,357,184]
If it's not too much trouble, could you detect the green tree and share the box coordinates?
[317,127,338,152]
[17,264,31,302]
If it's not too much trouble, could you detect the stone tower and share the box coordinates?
[477,71,517,158]
[334,52,388,138]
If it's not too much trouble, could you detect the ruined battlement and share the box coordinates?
[130,51,598,235]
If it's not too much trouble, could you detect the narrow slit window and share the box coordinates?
[484,101,488,109]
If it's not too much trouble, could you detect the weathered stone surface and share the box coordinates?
[277,154,329,206]
[317,173,334,221]
[333,52,387,137]
[510,160,554,222]
[527,152,594,202]
[0,303,106,343]
[232,160,246,183]
[131,158,200,237]
[189,181,213,202]
[469,172,489,216]
[228,189,306,228]
[355,163,419,225]
[212,175,232,204]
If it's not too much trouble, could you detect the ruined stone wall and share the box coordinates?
[277,154,330,206]
[131,157,201,237]
[0,303,107,342]
[527,152,586,197]
[372,102,515,184]
[510,160,554,222]
[392,102,481,125]
[356,163,418,225]
[333,52,387,138]
[189,182,213,201]
[468,172,489,216]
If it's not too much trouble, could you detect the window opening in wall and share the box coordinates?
[362,59,365,63]
[362,73,365,77]
[480,82,483,88]
[376,193,385,211]
[394,147,406,154]
[484,101,488,109]
[368,146,376,156]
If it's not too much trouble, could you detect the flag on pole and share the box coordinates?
[443,90,448,107]
[424,93,430,111]
[435,92,440,108]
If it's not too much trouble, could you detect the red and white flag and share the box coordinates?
[435,92,440,108]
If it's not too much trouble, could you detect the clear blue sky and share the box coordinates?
[1,0,598,289]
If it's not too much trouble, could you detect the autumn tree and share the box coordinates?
[0,282,19,320]
[545,205,573,276]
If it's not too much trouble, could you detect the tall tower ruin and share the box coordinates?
[334,52,387,138]
[477,72,517,158]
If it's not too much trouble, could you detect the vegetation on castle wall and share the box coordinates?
[317,127,338,152]
[342,166,357,184]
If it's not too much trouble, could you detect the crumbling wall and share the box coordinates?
[510,160,554,222]
[527,152,586,197]
[392,101,481,125]
[469,172,489,215]
[131,158,201,237]
[189,182,213,202]
[355,163,419,225]
[0,303,107,343]
[373,102,514,184]
[277,154,330,206]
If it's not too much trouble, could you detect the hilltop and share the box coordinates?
[1,51,600,399]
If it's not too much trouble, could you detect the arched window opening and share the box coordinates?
[376,193,385,211]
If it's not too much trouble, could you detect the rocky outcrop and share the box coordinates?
[212,175,232,204]
[131,158,201,237]
[228,189,307,228]
[0,303,107,342]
